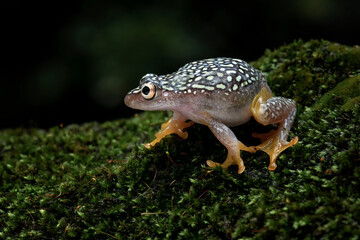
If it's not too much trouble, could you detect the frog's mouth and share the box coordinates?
[124,89,172,111]
[124,92,157,111]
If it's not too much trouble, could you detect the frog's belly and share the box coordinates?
[207,104,252,127]
[178,102,252,127]
[176,89,257,127]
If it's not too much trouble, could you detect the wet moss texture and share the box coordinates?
[1,39,360,239]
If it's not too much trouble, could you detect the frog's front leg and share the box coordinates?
[251,86,299,170]
[145,111,195,149]
[188,112,255,174]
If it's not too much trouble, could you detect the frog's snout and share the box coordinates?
[124,94,132,108]
[124,92,145,109]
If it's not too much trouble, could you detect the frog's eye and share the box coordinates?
[141,82,156,100]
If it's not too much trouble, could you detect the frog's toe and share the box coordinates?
[177,131,189,139]
[268,162,277,171]
[238,141,257,153]
[206,160,221,168]
[237,165,246,174]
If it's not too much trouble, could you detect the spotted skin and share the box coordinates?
[125,57,298,174]
[128,58,264,95]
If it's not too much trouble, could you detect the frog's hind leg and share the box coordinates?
[251,87,299,170]
[145,111,195,149]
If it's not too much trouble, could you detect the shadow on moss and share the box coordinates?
[1,39,359,239]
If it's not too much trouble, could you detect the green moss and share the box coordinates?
[252,39,360,110]
[342,96,360,111]
[313,76,360,111]
[1,40,360,239]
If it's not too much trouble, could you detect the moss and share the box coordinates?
[1,39,360,239]
[313,76,360,111]
[252,39,360,110]
[342,96,360,112]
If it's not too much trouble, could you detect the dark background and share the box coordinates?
[1,0,359,129]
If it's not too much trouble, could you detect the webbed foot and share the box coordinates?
[206,141,255,174]
[252,130,298,170]
[145,114,195,149]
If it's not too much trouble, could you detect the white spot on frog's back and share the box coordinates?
[216,83,226,89]
[192,84,206,89]
[239,65,248,71]
[226,70,236,75]
[232,84,238,91]
[162,86,174,91]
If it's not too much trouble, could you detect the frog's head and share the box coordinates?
[124,73,171,111]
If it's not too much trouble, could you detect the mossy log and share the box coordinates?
[1,39,359,239]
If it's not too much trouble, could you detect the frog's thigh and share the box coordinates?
[251,87,295,125]
[145,111,194,149]
[190,113,253,174]
[250,86,298,170]
[254,98,295,125]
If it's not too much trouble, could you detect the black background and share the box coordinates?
[1,0,359,129]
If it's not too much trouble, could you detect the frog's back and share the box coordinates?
[157,57,267,96]
[157,58,269,126]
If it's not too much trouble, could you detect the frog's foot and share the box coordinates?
[206,141,254,174]
[206,155,245,174]
[145,112,195,149]
[252,129,298,170]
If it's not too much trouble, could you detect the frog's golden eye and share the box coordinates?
[141,82,156,100]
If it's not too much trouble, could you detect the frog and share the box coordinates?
[124,57,298,174]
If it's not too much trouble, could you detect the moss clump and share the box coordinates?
[1,39,360,239]
[252,39,360,109]
[312,76,360,111]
